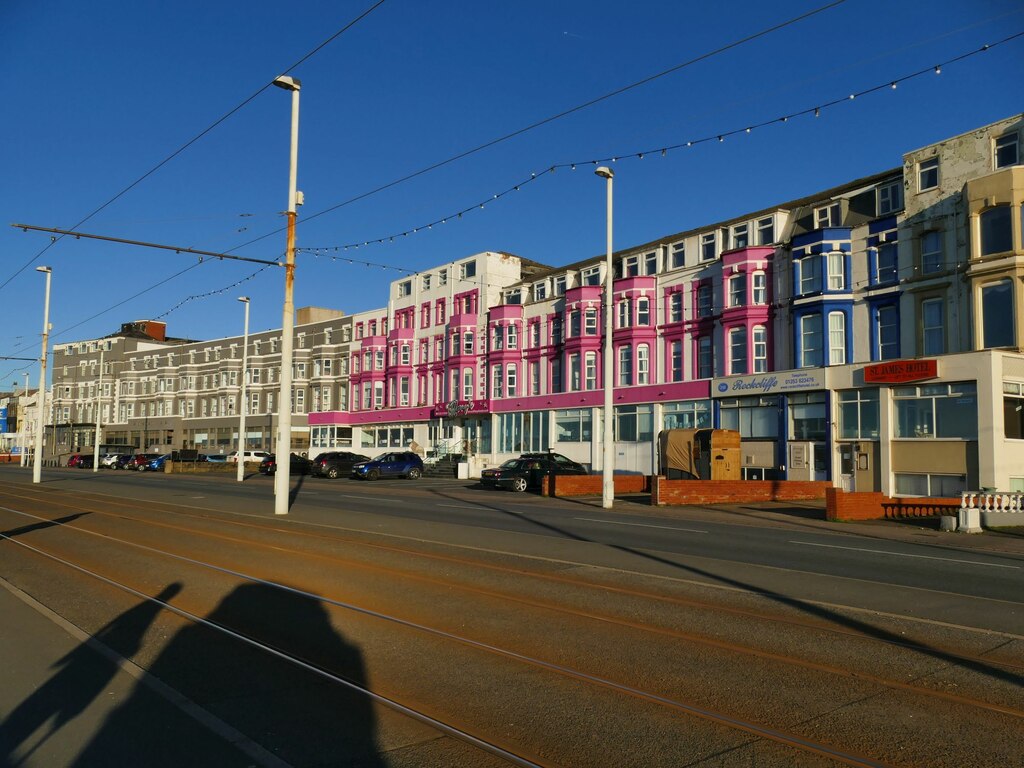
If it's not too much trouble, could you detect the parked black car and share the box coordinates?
[258,454,313,475]
[76,454,95,469]
[310,451,371,479]
[481,454,588,492]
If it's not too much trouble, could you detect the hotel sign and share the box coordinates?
[863,359,938,384]
[713,370,825,397]
[431,399,489,418]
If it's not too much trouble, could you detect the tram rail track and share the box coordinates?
[4,486,1024,766]
[2,504,900,768]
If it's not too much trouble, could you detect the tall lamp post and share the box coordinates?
[272,74,300,516]
[92,349,104,472]
[33,266,52,484]
[236,296,250,482]
[20,372,29,467]
[594,167,615,509]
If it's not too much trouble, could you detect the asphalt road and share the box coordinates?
[1,464,1021,767]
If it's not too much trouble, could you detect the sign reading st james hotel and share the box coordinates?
[712,370,825,397]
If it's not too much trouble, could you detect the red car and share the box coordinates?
[66,454,83,467]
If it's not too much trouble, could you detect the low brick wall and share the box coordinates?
[0,454,20,464]
[653,477,830,506]
[825,488,961,521]
[168,461,251,474]
[539,474,650,497]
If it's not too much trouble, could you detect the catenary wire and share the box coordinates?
[295,31,1024,255]
[228,0,851,253]
[0,0,390,296]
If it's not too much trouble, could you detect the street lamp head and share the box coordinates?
[35,265,51,273]
[272,75,301,92]
[238,296,250,303]
[594,166,614,180]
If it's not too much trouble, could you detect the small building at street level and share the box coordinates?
[44,114,1024,496]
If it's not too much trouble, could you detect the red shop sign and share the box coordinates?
[863,359,938,384]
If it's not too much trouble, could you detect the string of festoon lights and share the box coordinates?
[152,264,275,320]
[297,32,1023,258]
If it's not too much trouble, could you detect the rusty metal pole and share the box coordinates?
[273,76,300,516]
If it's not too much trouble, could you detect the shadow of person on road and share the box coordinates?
[0,583,182,767]
[71,581,384,767]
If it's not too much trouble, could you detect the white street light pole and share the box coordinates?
[33,266,52,484]
[272,74,300,516]
[595,167,615,509]
[92,349,103,472]
[237,296,250,482]
[20,372,29,467]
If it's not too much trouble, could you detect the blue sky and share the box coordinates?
[2,0,1023,387]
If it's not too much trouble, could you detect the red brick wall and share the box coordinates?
[825,488,961,520]
[540,474,649,497]
[653,477,830,506]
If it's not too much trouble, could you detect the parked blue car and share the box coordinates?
[145,454,171,472]
[351,451,423,480]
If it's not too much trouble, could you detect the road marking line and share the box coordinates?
[575,517,708,534]
[790,540,1020,569]
[438,503,490,510]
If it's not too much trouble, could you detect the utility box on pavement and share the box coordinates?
[658,429,741,480]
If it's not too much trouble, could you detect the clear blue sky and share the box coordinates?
[2,0,1023,387]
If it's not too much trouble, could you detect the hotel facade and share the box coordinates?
[47,115,1024,495]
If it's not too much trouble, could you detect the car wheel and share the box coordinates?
[327,466,339,479]
[137,465,146,472]
[407,467,421,480]
[367,468,380,481]
[512,477,528,493]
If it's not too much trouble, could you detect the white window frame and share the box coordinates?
[729,274,745,307]
[757,216,774,245]
[878,181,902,215]
[637,344,649,385]
[731,223,749,250]
[636,296,650,325]
[815,203,840,229]
[918,157,939,191]
[752,325,767,373]
[669,242,685,269]
[800,314,823,368]
[700,232,717,261]
[995,132,1019,169]
[828,311,846,365]
[584,351,597,390]
[752,272,766,304]
[827,252,845,291]
[729,327,747,375]
[618,345,632,386]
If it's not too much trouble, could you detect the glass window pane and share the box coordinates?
[895,473,929,496]
[982,280,1015,348]
[980,206,1013,255]
[936,394,977,439]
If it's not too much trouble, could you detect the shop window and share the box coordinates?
[1004,382,1024,439]
[555,409,592,442]
[663,401,711,430]
[893,382,977,439]
[838,389,879,439]
[789,392,827,441]
[614,404,654,442]
[719,396,779,438]
[895,473,965,498]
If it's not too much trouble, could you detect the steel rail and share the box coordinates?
[0,504,915,767]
